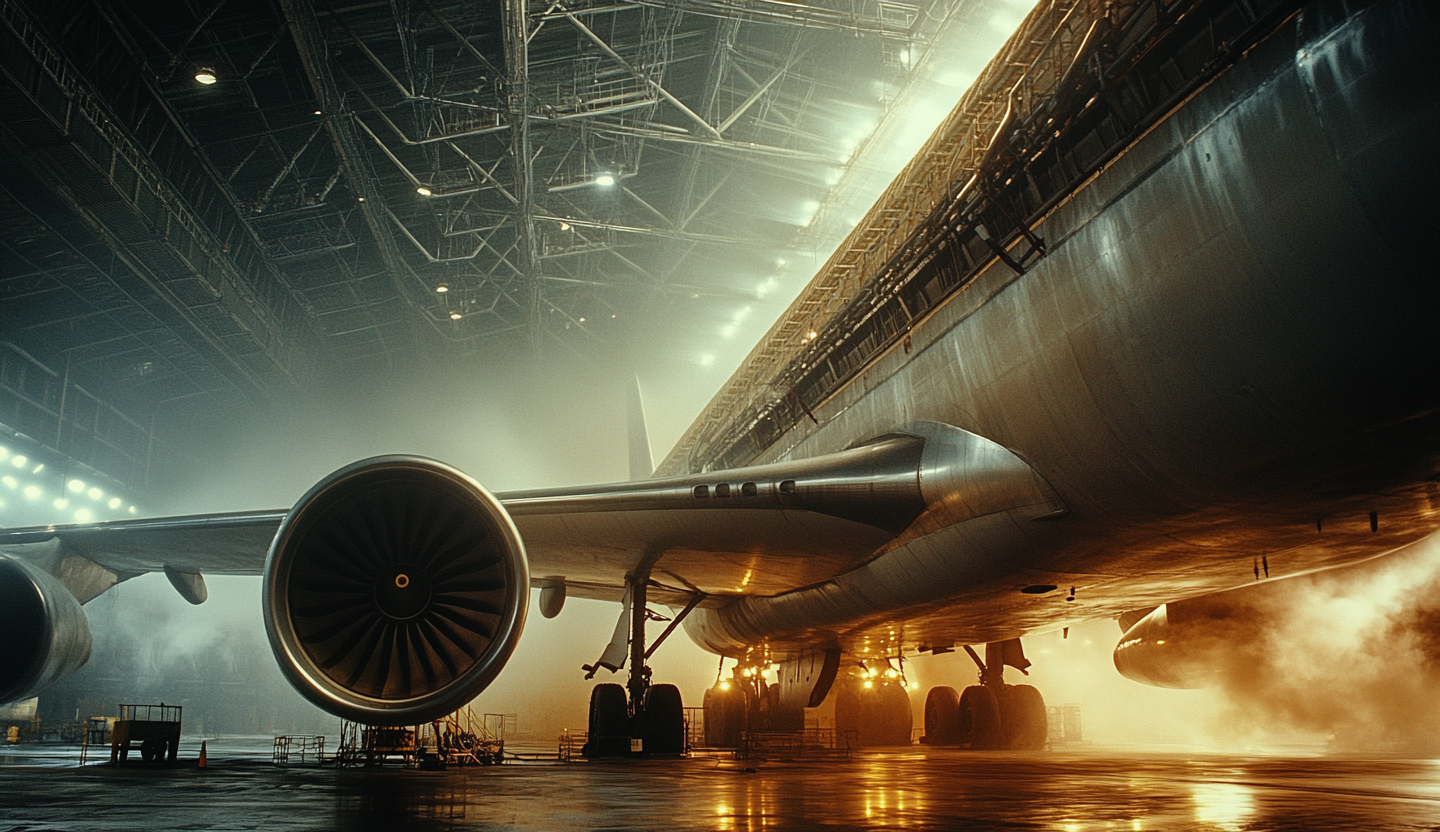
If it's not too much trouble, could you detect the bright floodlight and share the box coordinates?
[434,284,449,293]
[1,476,14,489]
[128,506,137,514]
[595,174,616,187]
[194,69,217,85]
[449,311,463,320]
[87,487,103,501]
[74,508,92,522]
[53,498,68,509]
[68,479,85,493]
[108,497,121,509]
[0,446,7,460]
[31,463,43,473]
[23,485,39,499]
[416,186,433,196]
[11,455,25,468]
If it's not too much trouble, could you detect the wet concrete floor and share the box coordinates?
[2,739,1439,830]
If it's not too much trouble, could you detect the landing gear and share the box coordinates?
[835,678,913,746]
[582,571,704,757]
[999,684,1047,750]
[923,639,1047,750]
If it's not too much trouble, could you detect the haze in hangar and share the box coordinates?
[1,0,1438,755]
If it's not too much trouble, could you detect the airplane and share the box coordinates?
[2,0,1437,755]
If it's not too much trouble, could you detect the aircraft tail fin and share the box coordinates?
[626,374,654,481]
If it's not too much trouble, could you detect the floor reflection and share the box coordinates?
[2,742,1439,830]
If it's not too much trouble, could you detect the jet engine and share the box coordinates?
[1112,595,1260,688]
[0,555,93,705]
[263,456,529,725]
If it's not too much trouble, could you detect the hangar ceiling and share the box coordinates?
[0,0,1010,490]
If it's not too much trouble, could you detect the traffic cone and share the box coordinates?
[198,741,207,769]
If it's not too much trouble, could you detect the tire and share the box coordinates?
[1000,684,1048,750]
[703,683,743,748]
[139,738,160,763]
[877,682,913,746]
[957,685,1002,749]
[585,683,630,757]
[644,684,685,755]
[924,686,961,746]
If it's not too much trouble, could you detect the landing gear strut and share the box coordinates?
[582,569,702,757]
[923,639,1046,750]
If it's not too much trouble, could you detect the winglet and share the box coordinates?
[626,374,655,481]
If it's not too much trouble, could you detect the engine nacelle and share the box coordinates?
[264,456,529,725]
[0,556,93,704]
[1113,596,1258,688]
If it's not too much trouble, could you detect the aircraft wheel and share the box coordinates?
[703,683,743,748]
[644,683,685,754]
[1000,684,1048,750]
[877,682,913,745]
[957,685,1002,749]
[139,738,161,763]
[585,683,629,757]
[924,686,961,746]
[765,683,805,731]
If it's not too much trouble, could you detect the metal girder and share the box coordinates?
[504,0,542,354]
[559,6,722,139]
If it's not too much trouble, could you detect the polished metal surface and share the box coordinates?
[0,555,92,704]
[3,740,1440,830]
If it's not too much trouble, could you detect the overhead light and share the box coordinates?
[11,455,26,468]
[594,174,616,187]
[87,487,103,501]
[128,506,137,514]
[53,498,68,509]
[808,330,819,340]
[435,284,449,293]
[23,485,39,499]
[357,196,365,202]
[578,317,585,323]
[449,311,463,320]
[68,480,85,493]
[194,68,218,85]
[1,476,14,489]
[416,186,433,196]
[0,447,7,460]
[74,508,92,523]
[558,221,571,231]
[31,463,43,474]
[313,110,322,115]
[108,497,121,509]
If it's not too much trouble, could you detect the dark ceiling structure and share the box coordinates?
[0,0,1001,496]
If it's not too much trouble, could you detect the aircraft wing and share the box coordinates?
[0,421,1065,612]
[0,430,967,607]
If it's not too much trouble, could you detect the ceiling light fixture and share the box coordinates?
[87,487,103,501]
[449,311,463,320]
[108,497,121,509]
[11,455,26,468]
[435,284,449,293]
[53,498,68,509]
[23,484,40,499]
[559,221,571,231]
[416,186,433,196]
[31,463,43,474]
[594,174,616,187]
[194,68,218,85]
[68,480,85,493]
